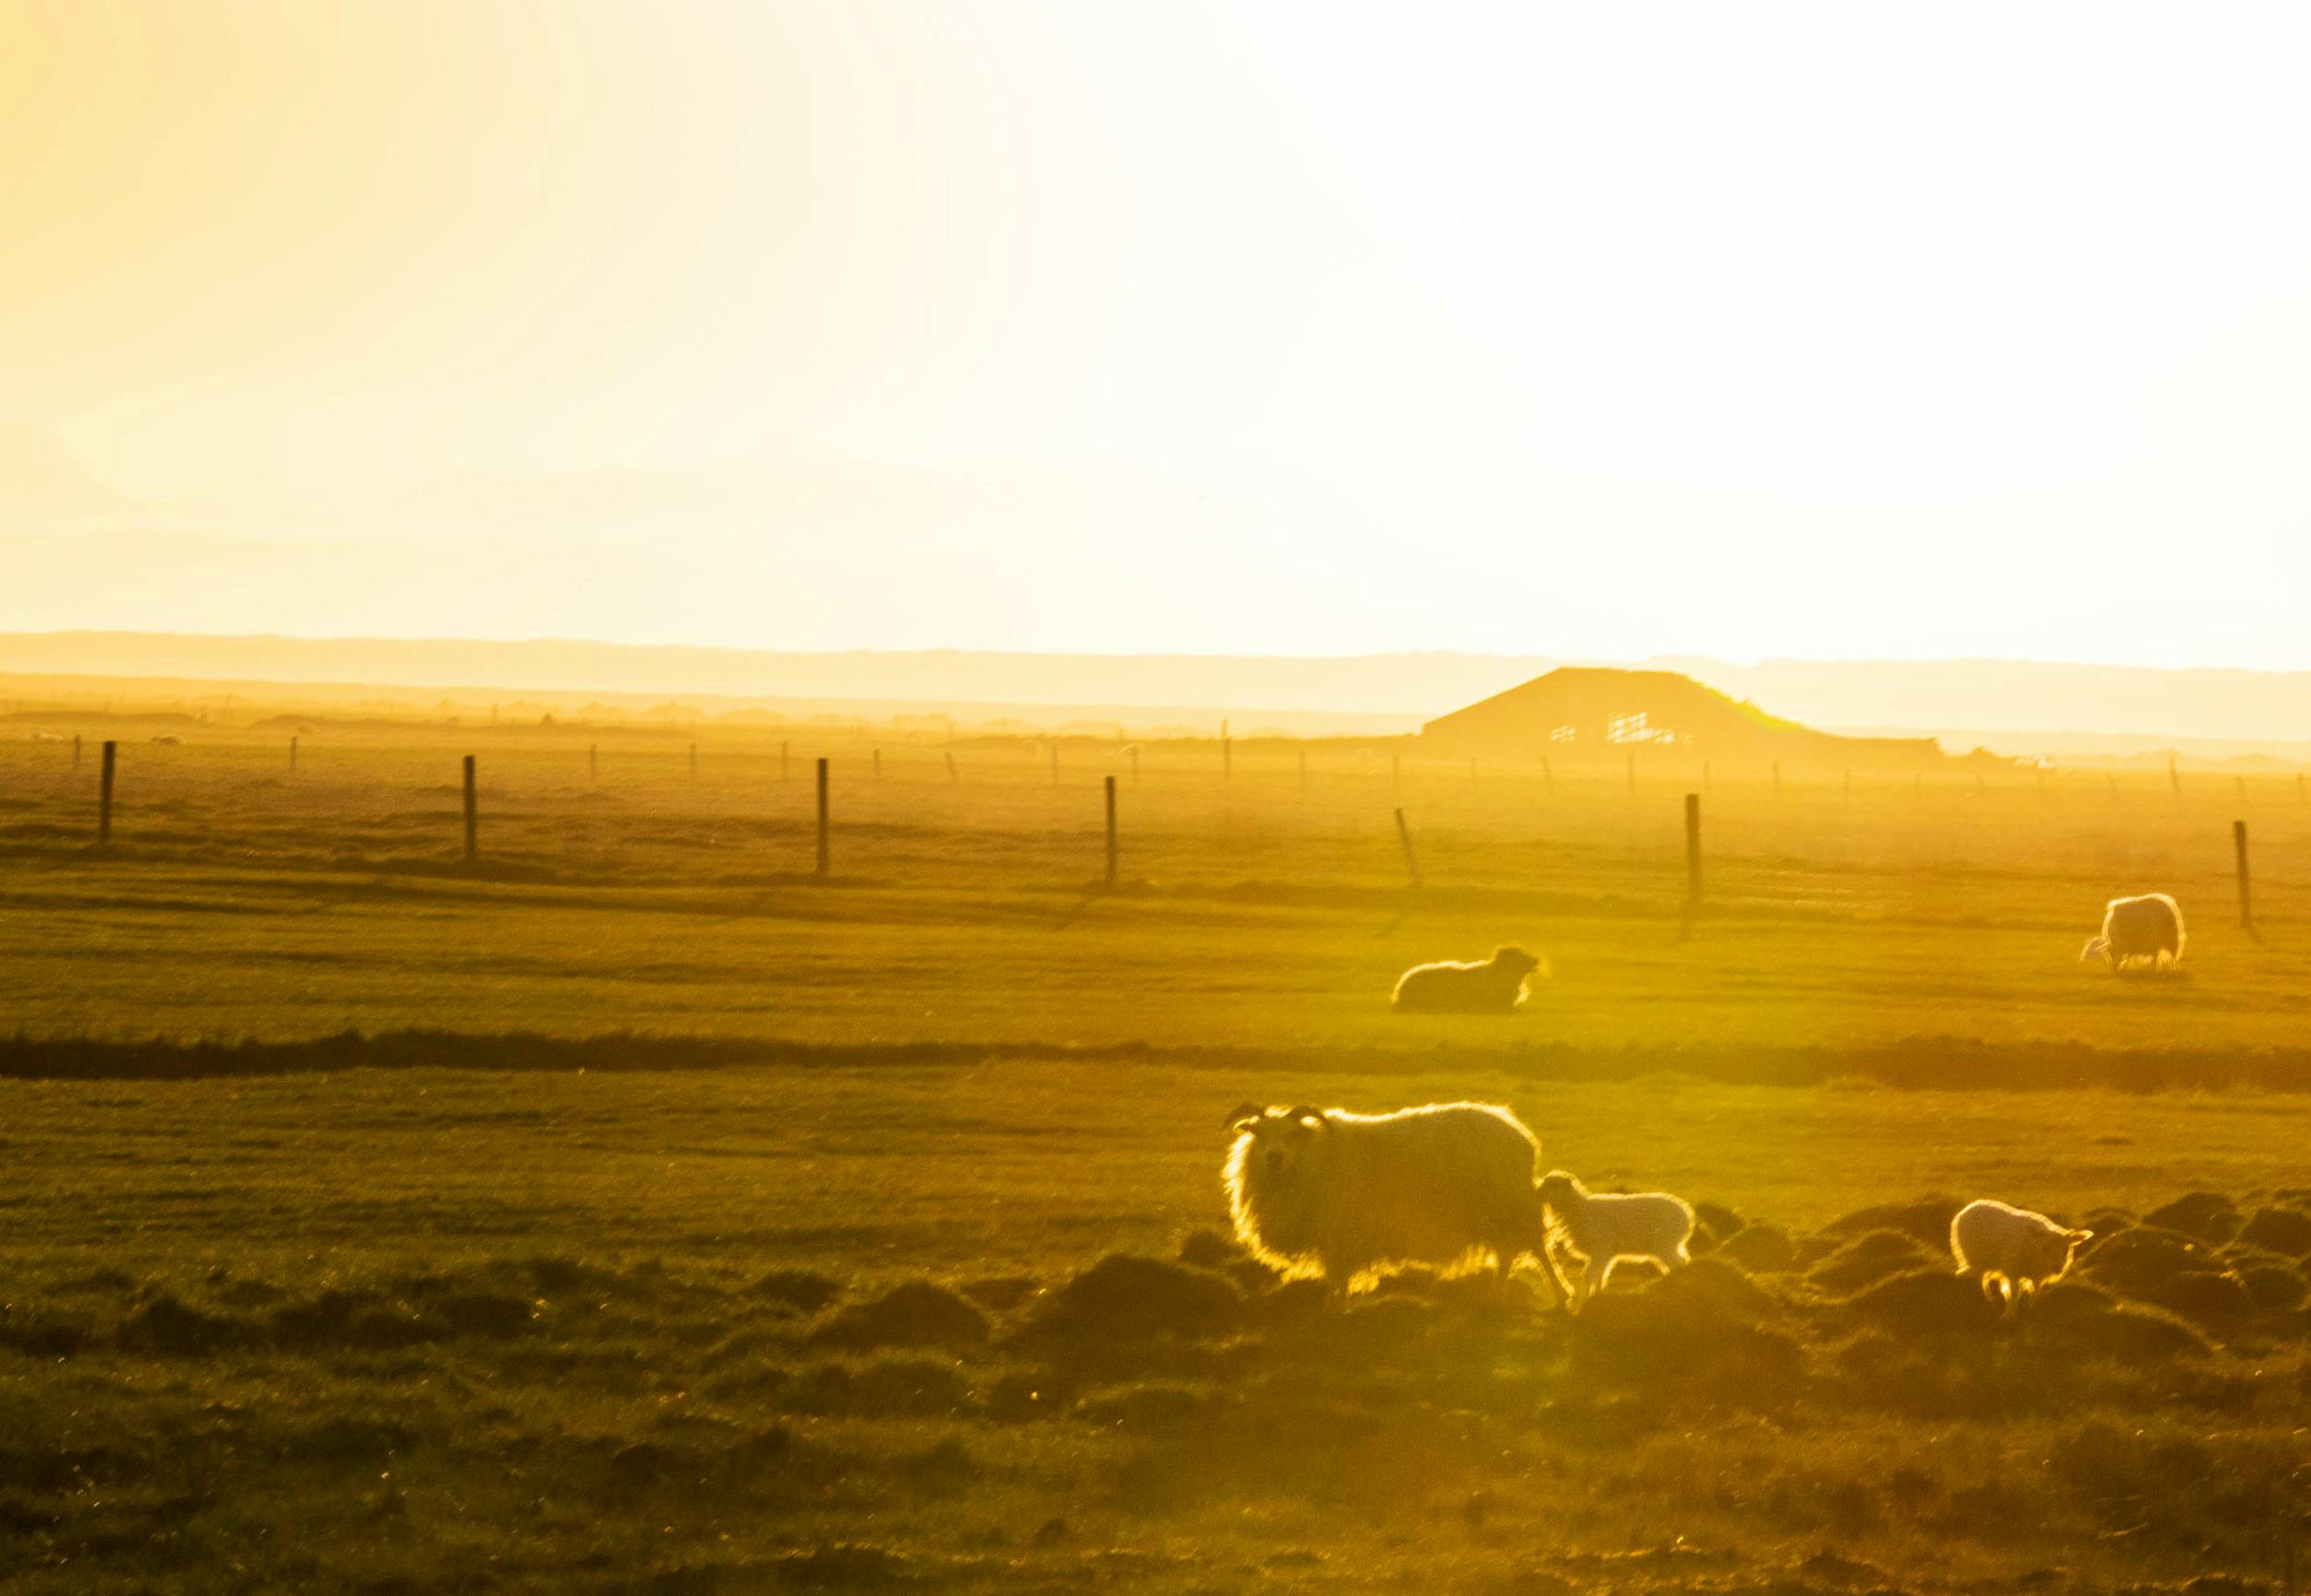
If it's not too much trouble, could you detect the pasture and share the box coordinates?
[5,704,2311,1591]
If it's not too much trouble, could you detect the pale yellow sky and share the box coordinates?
[6,3,2311,664]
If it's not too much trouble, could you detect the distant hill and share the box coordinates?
[2,630,2311,750]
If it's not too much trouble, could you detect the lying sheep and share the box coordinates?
[1390,946,1545,1013]
[1950,1199,2091,1310]
[1535,1171,1694,1312]
[1224,1101,1560,1303]
[2080,893,2183,972]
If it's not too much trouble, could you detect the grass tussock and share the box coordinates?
[5,1189,2305,1590]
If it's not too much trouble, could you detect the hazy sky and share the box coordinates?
[6,3,2311,664]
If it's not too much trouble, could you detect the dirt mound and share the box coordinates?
[1809,1229,1943,1294]
[2028,1282,2211,1358]
[2235,1206,2311,1258]
[748,1270,844,1315]
[1832,1267,1999,1338]
[1715,1224,1799,1273]
[117,1294,253,1357]
[1570,1261,1805,1399]
[437,1291,534,1339]
[793,1357,972,1418]
[807,1283,989,1351]
[2233,1262,2305,1314]
[1692,1200,1744,1243]
[1024,1255,1245,1345]
[1177,1229,1242,1270]
[960,1275,1037,1313]
[2125,1269,2256,1331]
[2143,1192,2241,1245]
[1819,1198,1962,1251]
[2081,1227,2219,1298]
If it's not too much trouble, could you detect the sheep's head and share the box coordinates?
[1535,1170,1583,1210]
[1492,946,1543,976]
[2079,936,2109,964]
[1225,1103,1327,1181]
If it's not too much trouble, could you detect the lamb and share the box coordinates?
[1390,946,1545,1013]
[2080,893,2183,972]
[1223,1101,1560,1303]
[1950,1198,2092,1310]
[1534,1171,1694,1312]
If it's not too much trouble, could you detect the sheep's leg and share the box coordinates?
[1585,1257,1610,1303]
[1667,1241,1691,1270]
[1976,1273,2000,1305]
[1534,1244,1572,1310]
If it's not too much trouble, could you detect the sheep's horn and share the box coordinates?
[1222,1102,1264,1127]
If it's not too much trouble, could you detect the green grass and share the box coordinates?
[6,715,2311,1589]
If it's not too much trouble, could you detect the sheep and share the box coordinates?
[1534,1171,1694,1312]
[2079,893,2183,972]
[149,734,183,747]
[1223,1101,1562,1304]
[1950,1198,2092,1310]
[1390,946,1545,1013]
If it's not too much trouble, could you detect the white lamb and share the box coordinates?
[1224,1101,1560,1303]
[2080,893,2183,972]
[1950,1199,2091,1310]
[1535,1171,1694,1312]
[1390,946,1546,1013]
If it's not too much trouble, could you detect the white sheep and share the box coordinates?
[2079,893,2183,972]
[1950,1199,2091,1310]
[1223,1101,1560,1303]
[1390,946,1546,1013]
[1534,1171,1694,1312]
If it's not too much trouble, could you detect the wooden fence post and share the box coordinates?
[98,740,116,843]
[1105,774,1119,885]
[1684,792,1702,905]
[289,735,299,773]
[1394,807,1422,887]
[815,758,830,878]
[946,751,960,783]
[874,749,883,783]
[462,755,478,859]
[2169,756,2181,798]
[2235,819,2254,932]
[72,734,80,768]
[690,742,698,783]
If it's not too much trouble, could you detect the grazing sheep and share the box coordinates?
[1390,946,1545,1013]
[149,734,183,747]
[2080,893,2183,972]
[1950,1199,2091,1310]
[1223,1101,1560,1303]
[1535,1171,1695,1313]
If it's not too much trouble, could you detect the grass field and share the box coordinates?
[6,708,2311,1591]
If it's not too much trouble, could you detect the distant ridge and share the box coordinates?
[2,630,2311,749]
